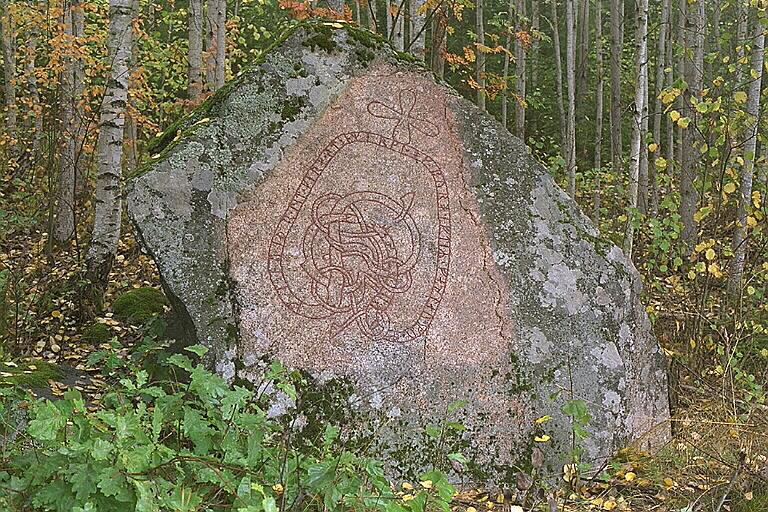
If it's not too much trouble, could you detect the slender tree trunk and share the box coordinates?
[638,83,649,214]
[728,18,764,295]
[735,0,748,86]
[124,0,140,175]
[188,0,203,102]
[0,0,17,156]
[86,0,133,292]
[528,0,539,136]
[623,0,648,258]
[551,0,567,155]
[55,0,76,244]
[214,0,225,89]
[328,0,344,12]
[23,0,43,165]
[609,0,623,175]
[650,0,670,217]
[679,0,704,248]
[72,0,85,194]
[501,0,514,129]
[205,0,215,91]
[565,0,576,197]
[514,0,526,139]
[576,0,589,105]
[368,0,377,31]
[430,9,447,78]
[593,0,604,222]
[476,0,486,110]
[409,0,426,60]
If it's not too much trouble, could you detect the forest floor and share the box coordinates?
[1,215,767,512]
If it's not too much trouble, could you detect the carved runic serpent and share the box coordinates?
[301,191,421,341]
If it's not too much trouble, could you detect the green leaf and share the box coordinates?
[425,425,442,439]
[185,345,209,358]
[167,354,194,372]
[92,439,113,461]
[447,452,469,464]
[262,496,278,512]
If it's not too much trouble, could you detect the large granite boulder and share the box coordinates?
[127,21,669,483]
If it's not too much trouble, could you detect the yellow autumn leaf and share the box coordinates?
[51,311,61,318]
[747,216,757,228]
[535,415,552,424]
[604,499,618,510]
[688,271,696,279]
[734,91,748,104]
[705,248,716,261]
[624,472,637,482]
[272,484,284,493]
[655,157,668,169]
[678,117,691,128]
[419,480,433,489]
[663,477,675,488]
[648,143,659,152]
[403,494,414,502]
[747,286,756,295]
[669,110,681,121]
[485,502,494,510]
[467,507,477,512]
[402,482,414,490]
[723,182,737,194]
[534,435,550,442]
[708,262,723,278]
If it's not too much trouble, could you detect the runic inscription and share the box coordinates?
[267,131,451,344]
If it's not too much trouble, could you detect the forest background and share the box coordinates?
[0,0,767,510]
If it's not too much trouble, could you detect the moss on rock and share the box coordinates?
[81,322,113,345]
[0,361,64,388]
[112,287,169,324]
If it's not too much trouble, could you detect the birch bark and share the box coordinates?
[86,0,133,290]
[728,16,764,295]
[623,0,648,258]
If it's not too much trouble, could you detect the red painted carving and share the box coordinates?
[367,89,440,144]
[268,131,451,344]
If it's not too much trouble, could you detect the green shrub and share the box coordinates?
[112,287,168,324]
[0,346,456,512]
[80,323,113,345]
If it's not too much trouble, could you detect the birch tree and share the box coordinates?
[623,0,648,258]
[679,0,704,248]
[513,0,526,139]
[86,0,133,291]
[22,0,43,164]
[650,0,671,217]
[409,0,426,60]
[214,0,226,89]
[476,0,486,110]
[54,1,77,244]
[565,0,576,197]
[728,13,764,295]
[593,0,604,221]
[551,0,567,155]
[0,0,17,157]
[501,0,514,129]
[188,0,203,102]
[609,0,623,174]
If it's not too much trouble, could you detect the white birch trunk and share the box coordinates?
[409,0,426,60]
[551,0,566,153]
[55,1,76,244]
[215,0,226,90]
[728,18,764,295]
[86,0,133,288]
[593,0,604,222]
[24,0,43,163]
[609,0,623,175]
[475,0,485,110]
[513,0,526,140]
[679,0,704,248]
[565,0,576,197]
[650,0,670,217]
[500,0,514,129]
[0,0,17,155]
[188,0,203,102]
[623,0,648,258]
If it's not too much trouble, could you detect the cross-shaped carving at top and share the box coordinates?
[367,89,439,144]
